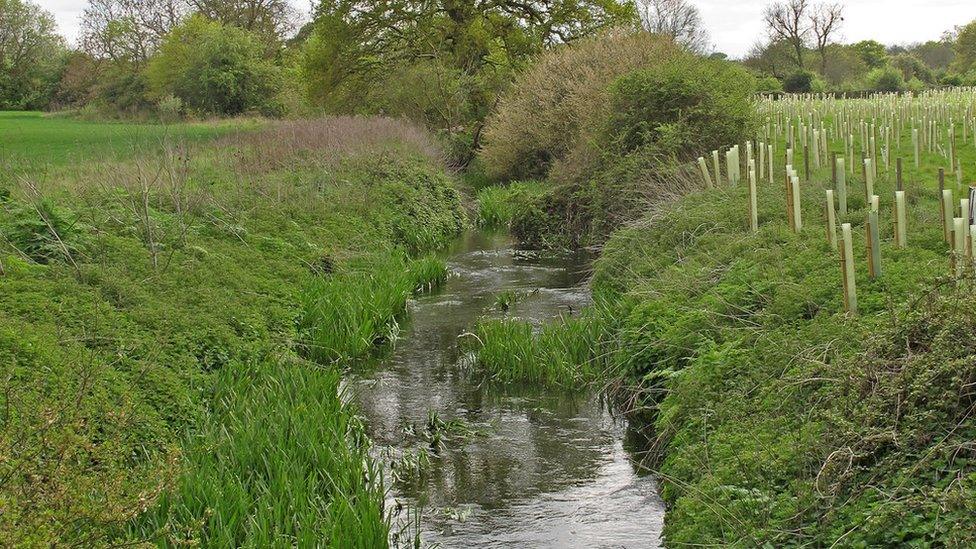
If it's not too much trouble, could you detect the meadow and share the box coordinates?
[0,114,465,546]
[0,111,257,172]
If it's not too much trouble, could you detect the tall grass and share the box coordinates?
[475,181,546,229]
[471,308,610,386]
[129,356,388,547]
[300,254,447,363]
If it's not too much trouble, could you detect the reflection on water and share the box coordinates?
[349,232,665,548]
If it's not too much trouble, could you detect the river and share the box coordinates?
[349,231,665,548]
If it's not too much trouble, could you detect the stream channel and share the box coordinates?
[348,231,666,547]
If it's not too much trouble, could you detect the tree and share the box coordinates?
[744,39,796,79]
[954,19,976,74]
[865,65,905,92]
[302,0,637,161]
[637,0,710,53]
[810,2,842,74]
[820,43,866,86]
[853,39,887,69]
[763,0,811,70]
[187,0,296,48]
[0,0,65,109]
[891,53,933,83]
[910,39,954,71]
[80,0,185,65]
[146,15,281,115]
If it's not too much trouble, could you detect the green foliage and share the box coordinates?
[0,197,85,264]
[605,57,756,158]
[479,31,682,182]
[854,40,889,69]
[755,75,784,93]
[146,15,282,116]
[0,0,65,109]
[301,0,636,162]
[470,310,608,386]
[475,181,547,229]
[907,76,926,94]
[953,19,976,74]
[300,254,449,363]
[866,65,906,92]
[783,70,815,93]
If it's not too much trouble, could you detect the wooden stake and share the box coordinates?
[804,144,810,182]
[712,150,720,187]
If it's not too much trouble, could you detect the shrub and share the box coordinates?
[605,57,756,158]
[783,70,815,93]
[479,30,683,182]
[907,76,926,94]
[157,94,183,122]
[146,15,282,116]
[756,76,783,93]
[866,65,906,92]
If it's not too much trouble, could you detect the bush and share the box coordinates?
[866,65,906,92]
[157,94,183,122]
[604,57,756,158]
[755,76,783,93]
[146,15,282,116]
[479,31,683,182]
[783,70,815,93]
[907,76,926,94]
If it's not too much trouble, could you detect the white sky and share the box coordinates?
[35,0,976,58]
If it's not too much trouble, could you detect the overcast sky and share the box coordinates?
[34,0,976,58]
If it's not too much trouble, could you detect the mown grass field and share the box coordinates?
[0,115,466,546]
[0,111,257,172]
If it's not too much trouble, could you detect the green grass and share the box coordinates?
[470,309,608,387]
[0,111,257,173]
[0,116,466,546]
[475,180,546,229]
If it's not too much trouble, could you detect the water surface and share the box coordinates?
[350,232,665,547]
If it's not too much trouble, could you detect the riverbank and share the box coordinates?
[0,116,466,545]
[471,149,976,544]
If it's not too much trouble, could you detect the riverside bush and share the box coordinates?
[605,57,756,157]
[484,34,756,248]
[479,31,682,182]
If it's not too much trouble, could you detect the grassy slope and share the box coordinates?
[596,126,976,543]
[473,109,976,543]
[0,116,466,546]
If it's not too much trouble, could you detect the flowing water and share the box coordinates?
[349,231,665,548]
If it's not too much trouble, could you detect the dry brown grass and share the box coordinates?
[222,116,448,175]
[479,30,684,182]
